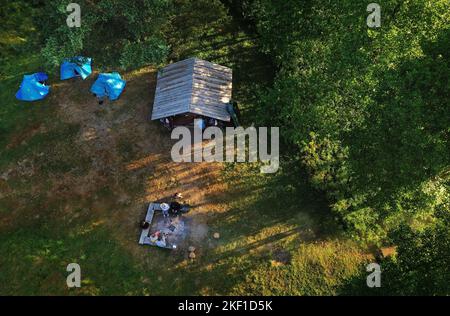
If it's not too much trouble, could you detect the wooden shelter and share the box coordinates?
[151,58,233,124]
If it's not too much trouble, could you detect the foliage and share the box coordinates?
[341,205,450,295]
[237,0,450,244]
[383,207,450,295]
[34,0,171,70]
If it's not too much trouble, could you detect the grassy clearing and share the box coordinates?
[235,241,368,296]
[0,224,144,296]
[0,0,370,296]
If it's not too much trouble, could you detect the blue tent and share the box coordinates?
[60,56,92,80]
[90,73,126,101]
[15,72,50,102]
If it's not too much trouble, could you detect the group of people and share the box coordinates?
[149,231,168,248]
[160,201,185,218]
[140,193,190,248]
[160,192,189,218]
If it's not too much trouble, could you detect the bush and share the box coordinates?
[35,0,171,70]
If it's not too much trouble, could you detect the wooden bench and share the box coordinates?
[139,203,160,245]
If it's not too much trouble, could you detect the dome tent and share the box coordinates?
[15,72,50,102]
[90,73,126,101]
[60,56,92,80]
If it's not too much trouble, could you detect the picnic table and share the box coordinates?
[139,203,177,250]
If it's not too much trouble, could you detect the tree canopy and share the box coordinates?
[235,0,450,244]
[35,0,171,70]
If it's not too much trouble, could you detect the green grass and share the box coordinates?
[187,162,370,295]
[233,241,368,296]
[0,224,144,296]
[0,54,50,148]
[0,162,369,295]
[0,0,46,139]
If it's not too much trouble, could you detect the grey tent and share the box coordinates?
[151,58,233,123]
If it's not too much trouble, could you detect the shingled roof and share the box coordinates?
[151,58,232,122]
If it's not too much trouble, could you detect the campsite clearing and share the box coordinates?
[0,0,371,296]
[0,62,369,296]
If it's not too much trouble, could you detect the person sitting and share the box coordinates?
[170,201,182,215]
[149,231,161,244]
[155,234,167,248]
[207,118,218,127]
[161,203,170,218]
[149,234,158,244]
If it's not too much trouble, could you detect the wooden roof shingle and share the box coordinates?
[151,58,232,121]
